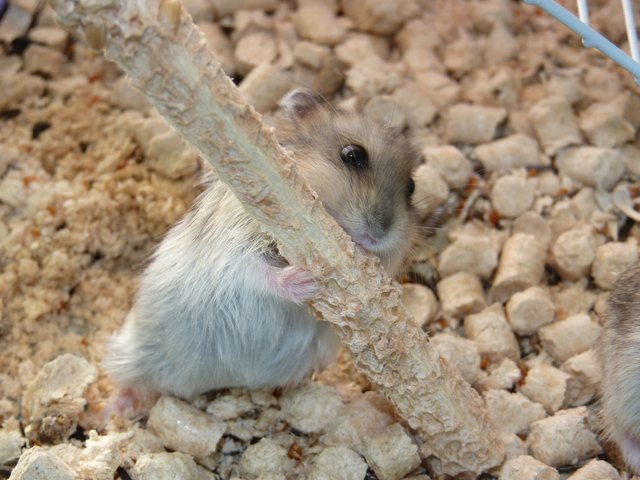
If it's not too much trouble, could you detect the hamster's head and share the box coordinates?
[275,89,418,274]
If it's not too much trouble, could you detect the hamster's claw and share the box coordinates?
[275,265,319,304]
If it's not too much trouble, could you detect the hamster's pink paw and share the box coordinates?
[101,386,145,422]
[275,265,318,304]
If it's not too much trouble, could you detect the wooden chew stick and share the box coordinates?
[49,0,504,475]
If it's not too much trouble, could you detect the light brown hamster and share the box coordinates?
[600,260,640,472]
[103,89,419,404]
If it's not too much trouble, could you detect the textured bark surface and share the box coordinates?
[49,0,504,475]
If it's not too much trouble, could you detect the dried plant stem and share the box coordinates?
[50,0,504,475]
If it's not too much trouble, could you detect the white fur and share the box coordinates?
[104,179,408,398]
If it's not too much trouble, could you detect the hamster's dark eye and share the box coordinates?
[406,178,415,198]
[340,144,368,169]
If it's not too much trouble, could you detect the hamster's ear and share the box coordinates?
[279,88,327,119]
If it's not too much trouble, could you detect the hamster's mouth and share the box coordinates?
[348,230,393,254]
[352,232,380,251]
[326,207,397,254]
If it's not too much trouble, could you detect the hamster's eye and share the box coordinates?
[340,144,368,169]
[406,178,415,198]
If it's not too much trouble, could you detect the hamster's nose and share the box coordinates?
[367,211,393,241]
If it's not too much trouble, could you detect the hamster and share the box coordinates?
[103,88,418,402]
[600,260,640,472]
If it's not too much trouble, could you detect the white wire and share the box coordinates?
[621,0,640,62]
[576,0,590,25]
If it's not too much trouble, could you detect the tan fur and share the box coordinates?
[103,89,418,399]
[600,261,640,472]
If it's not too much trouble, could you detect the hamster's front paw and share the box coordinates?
[274,265,318,304]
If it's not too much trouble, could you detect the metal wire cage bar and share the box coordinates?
[524,0,640,83]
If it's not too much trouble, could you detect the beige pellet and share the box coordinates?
[475,134,541,172]
[555,147,624,191]
[483,390,546,435]
[438,234,499,280]
[341,0,419,35]
[490,172,536,218]
[538,314,602,364]
[0,429,24,465]
[517,363,570,414]
[415,71,461,111]
[500,455,559,480]
[548,72,584,105]
[411,164,449,219]
[210,0,279,17]
[506,286,555,336]
[144,129,200,179]
[334,33,390,67]
[430,333,482,385]
[240,438,294,478]
[133,452,200,480]
[345,56,404,98]
[464,303,520,363]
[437,272,486,320]
[551,225,599,281]
[579,101,635,148]
[198,22,236,75]
[28,26,69,52]
[293,41,330,70]
[234,31,278,76]
[528,96,582,155]
[147,396,226,459]
[400,283,438,328]
[560,350,602,408]
[591,240,639,290]
[181,0,213,22]
[238,63,292,113]
[109,76,150,113]
[301,54,345,97]
[443,34,482,75]
[445,103,507,145]
[7,447,75,480]
[527,407,602,467]
[280,383,343,434]
[550,281,598,320]
[566,459,620,480]
[485,22,518,65]
[392,83,437,128]
[293,5,346,45]
[22,354,97,444]
[307,447,368,480]
[24,44,65,78]
[361,423,421,480]
[323,392,395,454]
[488,70,519,109]
[619,144,640,178]
[422,145,473,189]
[535,171,562,197]
[477,358,522,391]
[513,211,552,249]
[497,431,527,466]
[492,233,546,303]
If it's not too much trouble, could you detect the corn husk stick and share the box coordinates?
[50,0,504,475]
